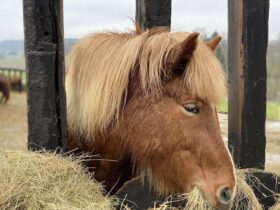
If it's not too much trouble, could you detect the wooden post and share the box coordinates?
[23,0,67,151]
[116,0,173,203]
[136,0,171,30]
[228,0,269,169]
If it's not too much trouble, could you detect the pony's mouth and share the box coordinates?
[188,181,234,209]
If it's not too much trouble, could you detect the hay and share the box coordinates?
[1,150,279,210]
[270,186,280,210]
[184,170,262,210]
[0,150,115,210]
[271,199,280,210]
[186,170,262,210]
[153,170,264,210]
[231,170,263,210]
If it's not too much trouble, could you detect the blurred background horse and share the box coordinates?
[0,75,10,104]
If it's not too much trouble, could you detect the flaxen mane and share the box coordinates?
[66,28,226,141]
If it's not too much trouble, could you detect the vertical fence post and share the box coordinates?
[136,0,171,30]
[116,1,172,207]
[228,0,269,169]
[23,0,67,151]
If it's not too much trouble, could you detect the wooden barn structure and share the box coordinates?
[23,0,278,208]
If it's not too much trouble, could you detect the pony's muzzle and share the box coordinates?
[216,185,233,210]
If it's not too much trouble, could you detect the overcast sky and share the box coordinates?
[0,0,279,41]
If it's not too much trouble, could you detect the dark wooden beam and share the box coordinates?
[228,0,269,169]
[23,0,67,151]
[135,0,171,30]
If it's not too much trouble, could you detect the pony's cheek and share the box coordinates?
[178,118,199,143]
[176,151,203,184]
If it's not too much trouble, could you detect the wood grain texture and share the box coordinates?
[136,0,171,30]
[228,0,269,169]
[23,0,67,151]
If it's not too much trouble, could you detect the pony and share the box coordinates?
[0,74,10,104]
[9,76,22,91]
[66,27,236,209]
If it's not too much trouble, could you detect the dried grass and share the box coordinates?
[231,170,263,210]
[271,199,280,210]
[0,150,279,210]
[0,150,115,210]
[153,170,267,210]
[270,171,280,210]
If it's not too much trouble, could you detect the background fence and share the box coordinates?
[0,67,25,91]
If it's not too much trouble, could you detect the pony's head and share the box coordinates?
[66,28,236,208]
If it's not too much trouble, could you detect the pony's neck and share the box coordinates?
[67,131,137,194]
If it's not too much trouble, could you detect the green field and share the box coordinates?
[217,100,280,120]
[0,57,25,69]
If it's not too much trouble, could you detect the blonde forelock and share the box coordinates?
[66,28,226,140]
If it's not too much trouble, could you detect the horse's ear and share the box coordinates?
[135,21,142,34]
[206,36,222,51]
[170,32,199,69]
[129,17,142,34]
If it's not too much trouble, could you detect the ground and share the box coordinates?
[0,92,280,173]
[0,92,27,150]
[219,113,280,174]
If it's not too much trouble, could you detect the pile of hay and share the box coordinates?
[0,151,115,210]
[1,150,279,210]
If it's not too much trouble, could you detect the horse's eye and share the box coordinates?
[183,103,200,114]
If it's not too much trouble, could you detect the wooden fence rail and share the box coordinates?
[0,67,25,91]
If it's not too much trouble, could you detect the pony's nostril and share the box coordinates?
[217,186,232,205]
